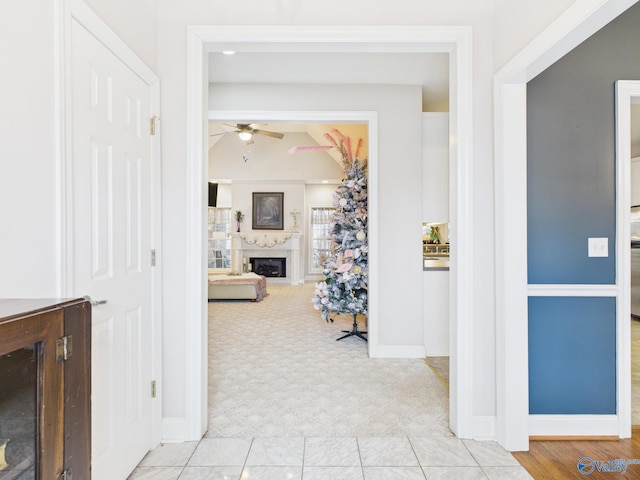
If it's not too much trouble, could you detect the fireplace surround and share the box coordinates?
[230,232,303,285]
[250,257,286,278]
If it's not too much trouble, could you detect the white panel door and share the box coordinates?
[71,20,153,480]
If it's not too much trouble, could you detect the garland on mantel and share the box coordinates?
[238,232,293,248]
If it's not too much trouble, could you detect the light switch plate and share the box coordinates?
[588,237,608,257]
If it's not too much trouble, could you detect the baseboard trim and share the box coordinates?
[529,414,619,437]
[161,417,187,443]
[470,415,496,440]
[529,435,618,441]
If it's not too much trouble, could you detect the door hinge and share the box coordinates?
[150,115,158,136]
[56,336,73,362]
[58,469,72,480]
[151,380,157,398]
[151,249,157,267]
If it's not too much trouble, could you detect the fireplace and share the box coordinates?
[251,257,286,278]
[231,232,303,285]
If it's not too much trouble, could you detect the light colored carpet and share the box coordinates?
[206,282,451,438]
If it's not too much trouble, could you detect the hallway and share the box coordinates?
[128,283,532,479]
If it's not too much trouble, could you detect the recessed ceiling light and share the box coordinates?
[222,50,236,55]
[322,180,329,184]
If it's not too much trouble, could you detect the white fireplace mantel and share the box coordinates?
[230,231,303,285]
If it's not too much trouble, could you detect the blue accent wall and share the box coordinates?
[529,297,616,414]
[527,3,640,416]
[528,3,640,285]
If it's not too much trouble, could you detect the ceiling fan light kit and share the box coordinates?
[237,129,254,143]
[209,123,286,146]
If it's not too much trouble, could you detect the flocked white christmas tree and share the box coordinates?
[291,129,368,341]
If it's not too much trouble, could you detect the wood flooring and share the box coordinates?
[513,429,640,479]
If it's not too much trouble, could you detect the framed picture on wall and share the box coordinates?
[252,192,284,230]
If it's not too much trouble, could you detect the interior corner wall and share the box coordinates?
[527,2,640,414]
[209,83,424,349]
[83,0,158,72]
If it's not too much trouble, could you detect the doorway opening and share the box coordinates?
[206,113,375,353]
[185,25,474,442]
[632,104,640,427]
[616,80,640,435]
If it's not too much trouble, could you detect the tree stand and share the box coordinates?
[336,314,367,342]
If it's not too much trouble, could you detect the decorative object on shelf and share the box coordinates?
[290,209,301,230]
[234,210,245,232]
[252,192,284,230]
[429,225,441,244]
[238,232,292,248]
[309,130,368,341]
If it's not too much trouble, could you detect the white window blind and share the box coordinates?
[310,207,336,272]
[208,207,231,269]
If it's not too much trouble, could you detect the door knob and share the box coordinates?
[83,295,108,306]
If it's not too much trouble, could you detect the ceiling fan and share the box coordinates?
[210,123,284,145]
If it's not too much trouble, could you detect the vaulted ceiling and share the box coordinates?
[207,50,448,162]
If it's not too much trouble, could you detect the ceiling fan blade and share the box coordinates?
[254,129,284,139]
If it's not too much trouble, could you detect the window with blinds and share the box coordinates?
[208,207,231,269]
[310,207,336,273]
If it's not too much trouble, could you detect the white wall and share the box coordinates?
[230,181,305,233]
[424,271,449,355]
[423,113,449,222]
[209,128,343,280]
[0,1,58,296]
[231,181,305,279]
[154,0,535,431]
[208,130,344,181]
[83,0,158,72]
[492,0,576,70]
[209,83,425,348]
[213,183,232,208]
[423,113,450,356]
[1,0,600,441]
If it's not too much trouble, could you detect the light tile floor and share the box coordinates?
[129,436,533,480]
[128,284,533,480]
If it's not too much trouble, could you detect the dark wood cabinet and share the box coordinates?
[0,299,91,480]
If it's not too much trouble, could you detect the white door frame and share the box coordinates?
[494,0,638,451]
[207,110,379,354]
[55,0,163,446]
[186,25,474,441]
[615,80,640,438]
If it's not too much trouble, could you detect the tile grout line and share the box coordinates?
[406,435,429,479]
[356,437,365,479]
[301,437,307,479]
[177,439,201,479]
[460,439,491,480]
[238,437,254,480]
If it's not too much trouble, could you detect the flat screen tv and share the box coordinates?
[208,182,218,207]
